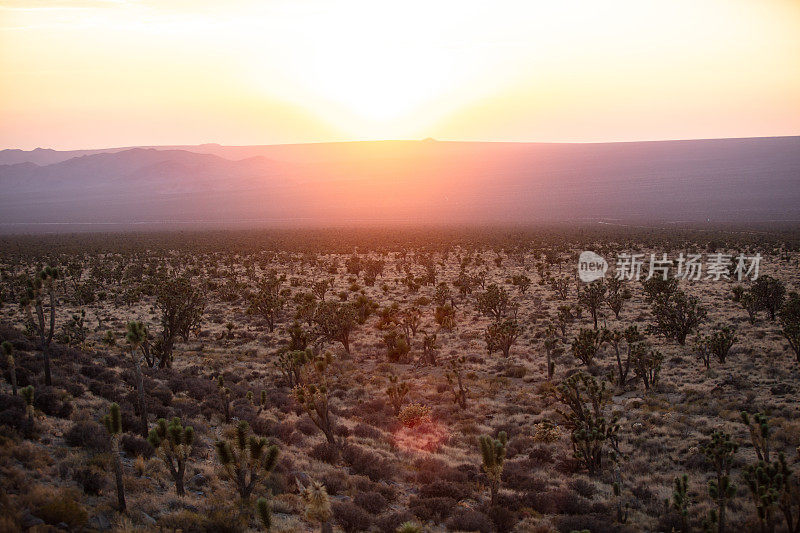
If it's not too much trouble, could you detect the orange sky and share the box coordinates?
[1,0,799,150]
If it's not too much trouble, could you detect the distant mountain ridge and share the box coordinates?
[1,137,798,232]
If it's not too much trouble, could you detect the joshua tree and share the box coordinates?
[649,290,707,345]
[102,402,126,512]
[511,274,531,294]
[544,326,558,380]
[741,412,771,462]
[434,304,456,329]
[3,341,16,396]
[605,277,631,319]
[276,348,310,388]
[151,276,205,368]
[478,431,507,506]
[293,352,338,447]
[215,420,279,505]
[148,417,194,496]
[571,328,605,366]
[700,431,738,533]
[779,293,800,361]
[485,319,522,358]
[672,474,691,533]
[420,332,438,366]
[299,479,333,533]
[476,284,511,320]
[446,357,468,409]
[384,329,410,363]
[386,374,409,416]
[631,344,663,391]
[578,280,606,329]
[553,372,619,475]
[125,321,149,438]
[20,266,59,386]
[752,275,786,321]
[696,326,737,368]
[556,304,575,340]
[286,321,310,351]
[312,301,358,355]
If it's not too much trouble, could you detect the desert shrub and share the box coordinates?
[398,403,431,428]
[36,488,88,529]
[352,423,382,440]
[568,477,596,499]
[419,480,473,500]
[310,441,340,464]
[0,392,33,436]
[63,381,85,398]
[72,467,105,496]
[121,434,154,458]
[332,501,372,533]
[88,379,119,401]
[342,444,396,482]
[354,491,388,514]
[445,508,493,533]
[528,444,554,467]
[34,386,73,418]
[375,511,416,533]
[555,514,618,533]
[320,470,349,496]
[158,509,206,532]
[408,496,456,521]
[64,421,110,452]
[487,504,519,533]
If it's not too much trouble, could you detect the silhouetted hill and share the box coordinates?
[1,137,798,232]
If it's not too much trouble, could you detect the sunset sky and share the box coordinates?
[1,0,799,150]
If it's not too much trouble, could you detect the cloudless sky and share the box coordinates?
[1,0,799,150]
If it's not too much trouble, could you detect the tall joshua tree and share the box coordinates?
[20,266,59,385]
[126,321,149,438]
[103,402,126,512]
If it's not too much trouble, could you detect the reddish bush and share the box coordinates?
[332,501,372,533]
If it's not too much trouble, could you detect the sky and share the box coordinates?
[1,0,799,150]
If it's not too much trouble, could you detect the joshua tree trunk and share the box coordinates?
[112,437,126,512]
[133,356,148,438]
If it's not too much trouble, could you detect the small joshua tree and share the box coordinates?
[125,320,149,438]
[605,277,631,319]
[479,431,507,506]
[386,374,409,416]
[571,328,605,366]
[421,332,438,366]
[293,352,338,447]
[215,420,279,505]
[21,385,35,424]
[485,319,522,358]
[779,292,800,362]
[256,497,272,531]
[578,280,606,329]
[511,274,531,294]
[672,474,691,533]
[741,412,771,462]
[103,402,126,512]
[276,348,311,388]
[434,304,456,329]
[299,479,333,533]
[446,357,469,410]
[696,326,737,368]
[544,326,559,380]
[700,431,738,533]
[148,417,194,496]
[631,344,663,391]
[3,341,16,396]
[384,329,410,363]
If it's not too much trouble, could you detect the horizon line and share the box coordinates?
[4,134,800,153]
